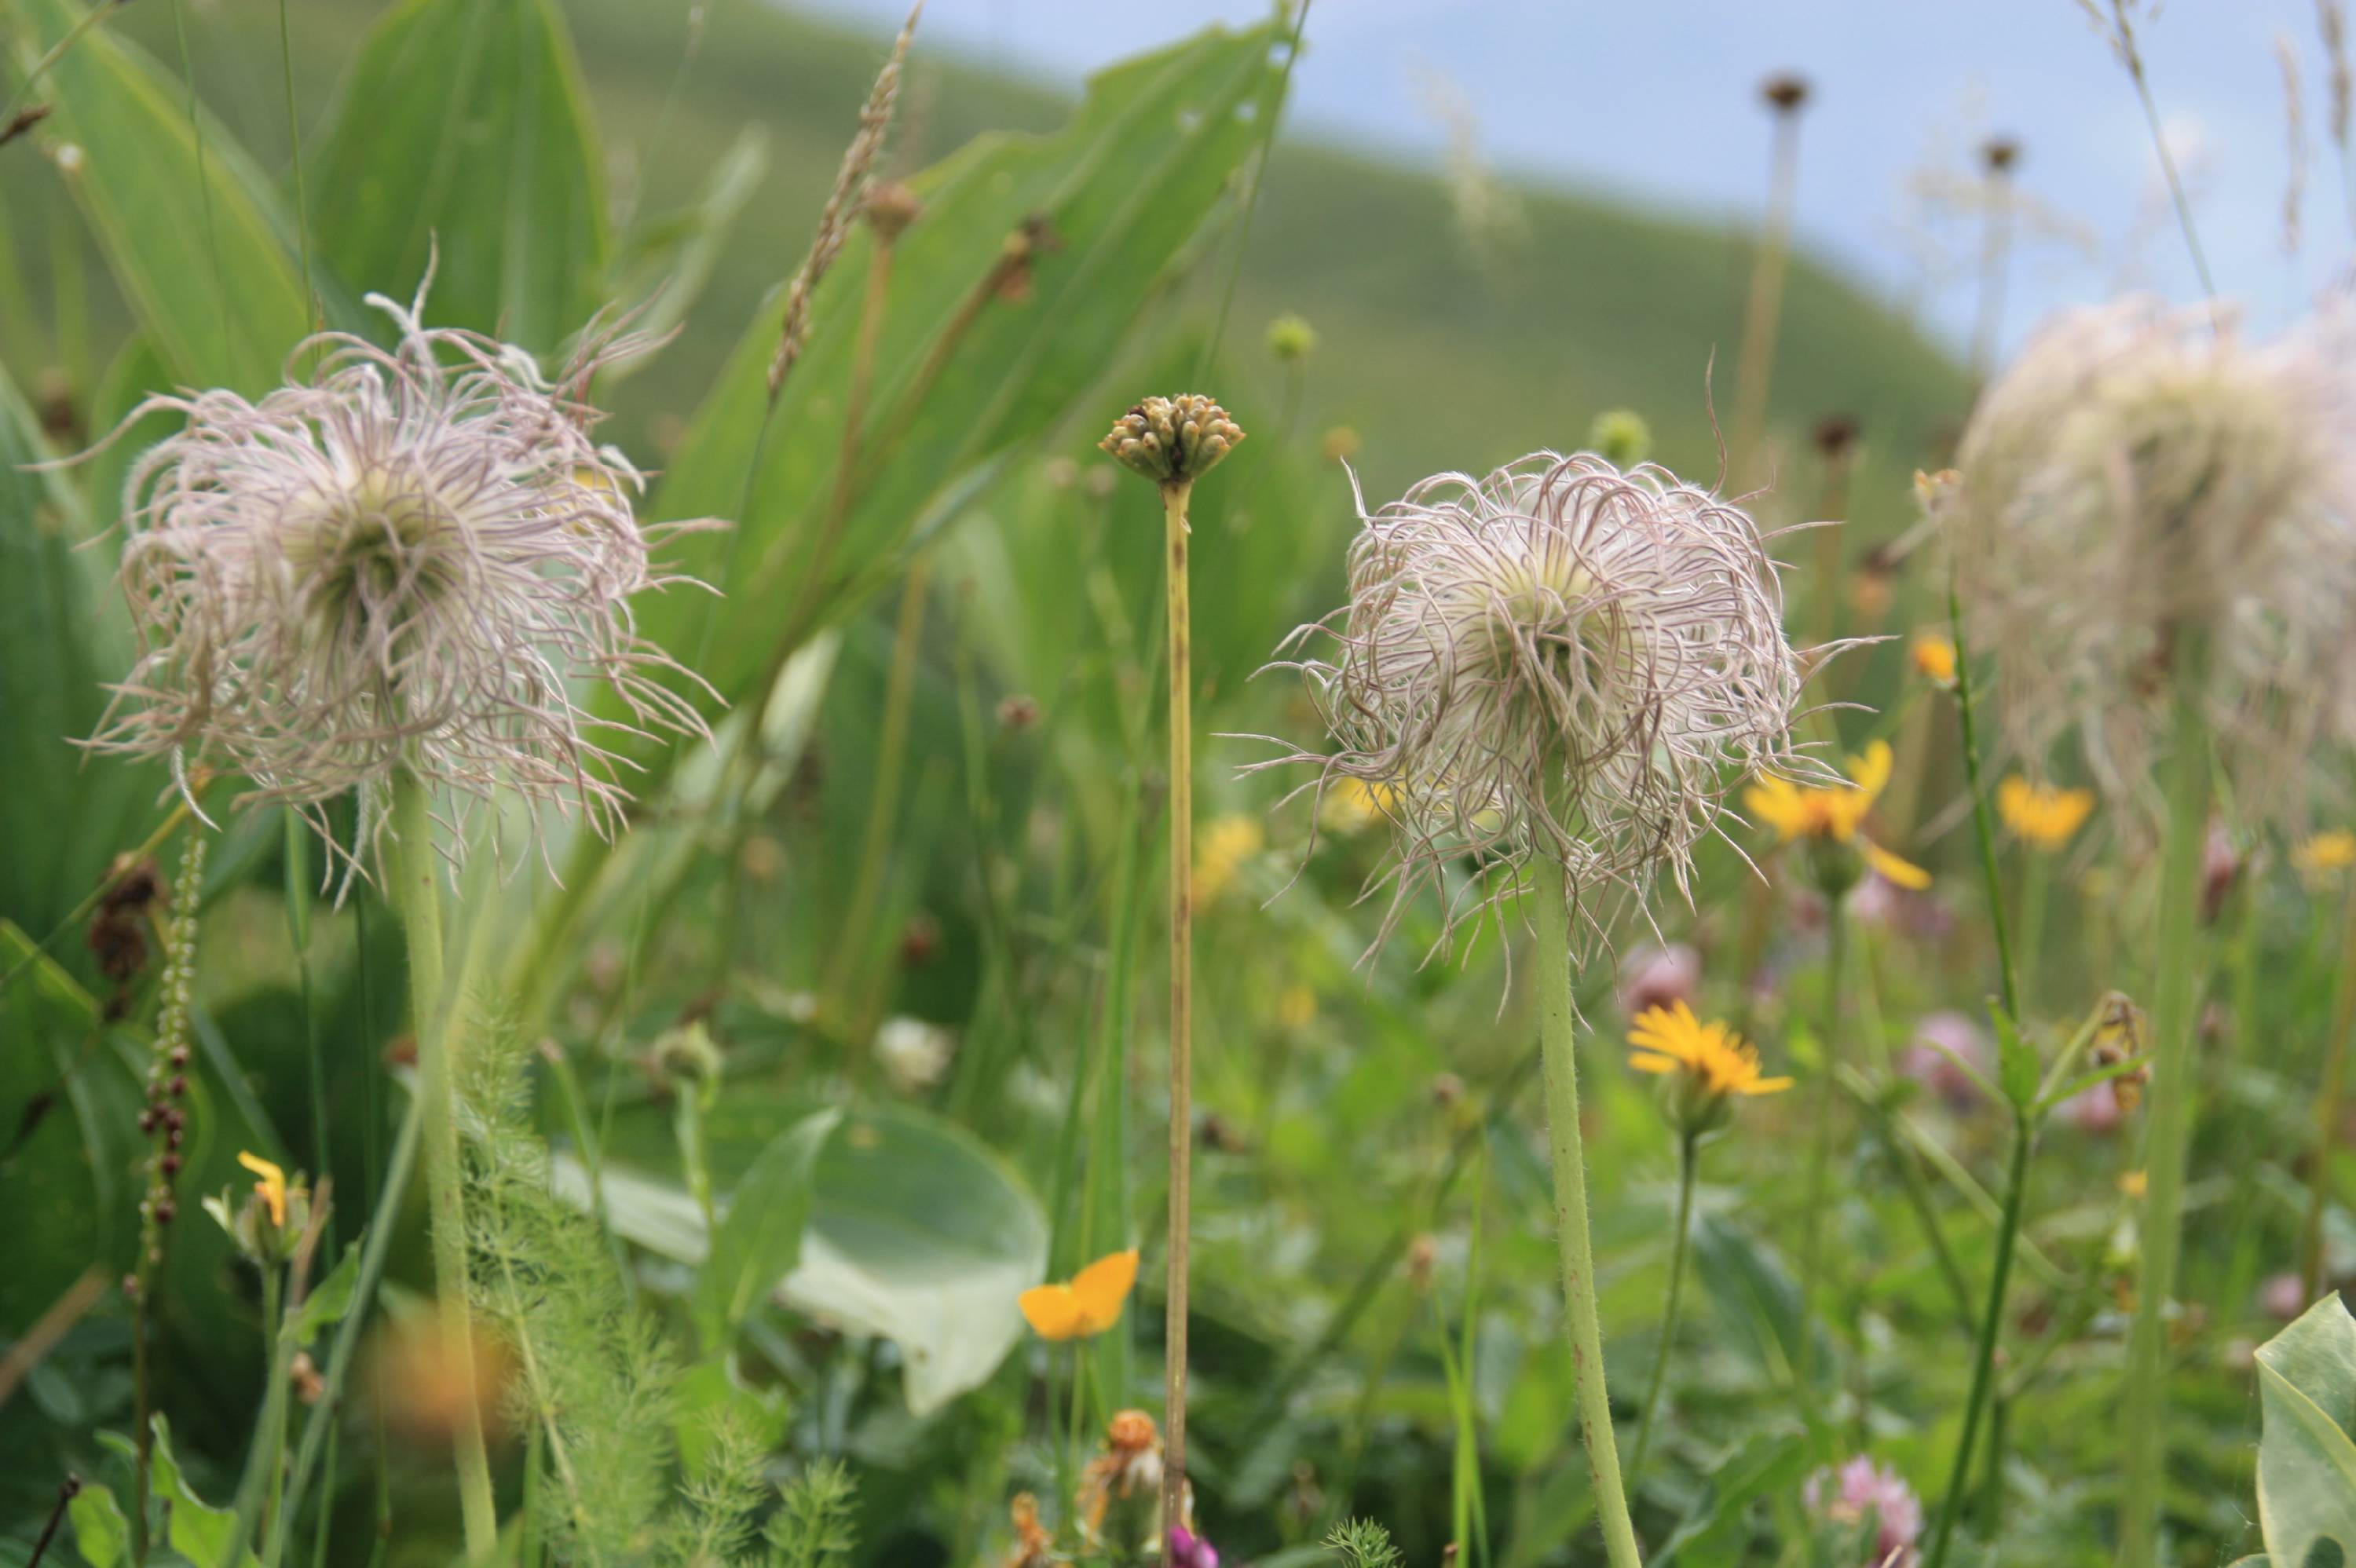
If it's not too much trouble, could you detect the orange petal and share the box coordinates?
[1019,1285,1083,1341]
[1069,1248,1140,1332]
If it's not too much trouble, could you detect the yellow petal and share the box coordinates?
[1864,839,1933,891]
[1740,1076,1795,1095]
[238,1150,288,1227]
[1846,740,1894,807]
[1068,1248,1140,1333]
[1743,777,1808,839]
[1628,1052,1681,1076]
[1019,1285,1084,1341]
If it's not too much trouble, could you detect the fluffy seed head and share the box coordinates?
[1255,450,1810,961]
[1938,295,2356,828]
[89,286,718,875]
[1098,395,1243,488]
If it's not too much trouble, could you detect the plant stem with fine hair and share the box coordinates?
[2118,663,2214,1568]
[1531,857,1642,1568]
[1161,477,1195,1555]
[385,774,498,1562]
[1796,891,1847,1417]
[1629,1129,1699,1487]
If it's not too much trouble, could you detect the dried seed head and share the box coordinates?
[1253,450,1812,966]
[863,179,924,242]
[1098,395,1244,489]
[1937,295,2356,830]
[1762,73,1811,113]
[86,283,720,881]
[1981,135,2021,174]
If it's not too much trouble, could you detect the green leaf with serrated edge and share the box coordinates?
[306,0,609,353]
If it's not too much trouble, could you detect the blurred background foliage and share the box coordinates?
[0,2,2342,1566]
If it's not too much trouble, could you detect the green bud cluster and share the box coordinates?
[1099,394,1245,488]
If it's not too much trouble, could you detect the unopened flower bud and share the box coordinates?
[863,180,923,242]
[1098,394,1245,489]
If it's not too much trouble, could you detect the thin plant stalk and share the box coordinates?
[1796,891,1848,1417]
[384,774,498,1561]
[2299,876,2356,1299]
[1921,572,2031,1568]
[1628,1128,1700,1487]
[2117,673,2213,1568]
[1969,159,2016,385]
[1530,856,1643,1568]
[1160,477,1195,1555]
[1730,100,1804,483]
[2106,0,2220,308]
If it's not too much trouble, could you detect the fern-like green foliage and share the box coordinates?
[455,1016,859,1567]
[1326,1519,1405,1568]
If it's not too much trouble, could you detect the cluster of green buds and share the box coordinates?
[1265,313,1318,363]
[1099,395,1244,491]
[204,1151,312,1267]
[1586,408,1652,468]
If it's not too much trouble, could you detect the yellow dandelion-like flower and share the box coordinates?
[1910,633,1957,685]
[2294,828,2356,875]
[1996,776,2095,850]
[1743,740,1930,890]
[239,1150,288,1228]
[1627,1002,1793,1100]
[1194,815,1264,903]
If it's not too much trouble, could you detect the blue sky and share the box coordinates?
[805,0,2346,357]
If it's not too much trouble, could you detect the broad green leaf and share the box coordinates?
[0,358,157,938]
[291,1241,363,1347]
[1691,1215,1829,1390]
[2254,1294,2356,1568]
[603,128,769,383]
[610,20,1292,761]
[693,1108,841,1349]
[10,0,319,395]
[307,0,609,352]
[557,1102,1048,1414]
[66,1478,130,1568]
[93,1414,261,1568]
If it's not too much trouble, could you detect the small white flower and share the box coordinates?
[1253,450,1810,959]
[86,281,719,875]
[873,1016,954,1095]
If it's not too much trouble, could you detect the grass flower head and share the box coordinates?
[89,282,717,875]
[1259,450,1810,959]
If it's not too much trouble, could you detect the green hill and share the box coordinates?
[2,0,1966,527]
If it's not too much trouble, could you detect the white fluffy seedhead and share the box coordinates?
[1253,450,1811,963]
[1944,295,2356,828]
[88,285,719,880]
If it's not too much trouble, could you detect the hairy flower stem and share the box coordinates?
[2119,667,2213,1568]
[1797,892,1847,1422]
[1948,570,2021,1020]
[2299,876,2356,1299]
[1628,1129,1699,1487]
[385,775,497,1562]
[1531,857,1643,1568]
[1162,477,1195,1556]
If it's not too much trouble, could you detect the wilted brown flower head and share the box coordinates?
[1982,135,2021,174]
[1762,73,1811,113]
[1253,451,1813,964]
[1099,395,1244,489]
[1935,295,2356,829]
[85,284,719,879]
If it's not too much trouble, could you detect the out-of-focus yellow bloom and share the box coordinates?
[1910,633,1957,685]
[1318,776,1398,836]
[239,1150,287,1227]
[1320,426,1362,464]
[1743,740,1931,890]
[1018,1248,1139,1341]
[1194,816,1264,903]
[2119,1170,2148,1198]
[2294,829,2356,875]
[1279,984,1316,1030]
[1627,1003,1793,1098]
[1996,776,2095,850]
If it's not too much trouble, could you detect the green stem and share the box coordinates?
[1948,569,2021,1022]
[1797,892,1848,1417]
[385,775,499,1562]
[222,1264,291,1568]
[1161,478,1194,1555]
[2299,878,2356,1300]
[1922,1106,2031,1568]
[2015,854,2047,1018]
[1530,857,1643,1568]
[1628,1131,1699,1487]
[2118,671,2213,1568]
